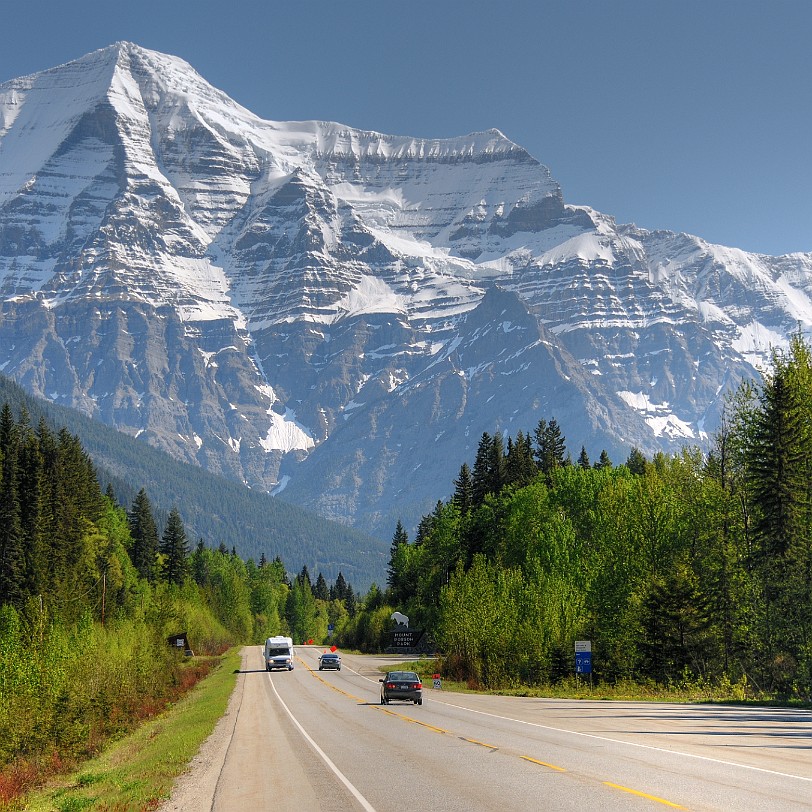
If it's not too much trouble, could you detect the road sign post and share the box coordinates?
[575,640,592,688]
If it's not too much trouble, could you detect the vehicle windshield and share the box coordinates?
[388,672,418,681]
[268,647,290,656]
[322,654,338,659]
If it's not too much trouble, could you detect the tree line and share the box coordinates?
[0,402,361,775]
[0,372,385,588]
[379,331,812,697]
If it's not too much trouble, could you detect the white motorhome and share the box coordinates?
[264,636,295,671]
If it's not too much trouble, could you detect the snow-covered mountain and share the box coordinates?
[1,42,810,536]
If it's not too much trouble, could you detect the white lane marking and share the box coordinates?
[266,671,378,811]
[301,652,812,784]
[424,696,812,784]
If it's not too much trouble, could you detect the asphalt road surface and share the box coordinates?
[160,646,812,811]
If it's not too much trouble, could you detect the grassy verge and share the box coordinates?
[17,648,240,812]
[396,660,811,707]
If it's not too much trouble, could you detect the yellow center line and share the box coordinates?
[300,655,685,809]
[461,736,499,750]
[521,755,567,772]
[379,707,448,734]
[603,782,686,809]
[303,660,366,702]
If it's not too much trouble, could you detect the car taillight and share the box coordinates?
[414,683,422,689]
[386,682,395,689]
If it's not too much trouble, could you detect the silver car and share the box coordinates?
[318,652,341,671]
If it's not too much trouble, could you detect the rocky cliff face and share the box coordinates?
[1,43,810,536]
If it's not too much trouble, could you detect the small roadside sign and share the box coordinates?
[575,640,592,675]
[575,651,592,674]
[432,673,442,689]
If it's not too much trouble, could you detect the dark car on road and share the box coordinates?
[380,671,423,705]
[318,652,341,671]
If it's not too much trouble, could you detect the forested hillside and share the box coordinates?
[375,332,812,698]
[0,400,365,799]
[0,375,387,587]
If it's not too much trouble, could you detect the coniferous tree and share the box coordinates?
[451,463,474,517]
[506,430,537,487]
[128,489,159,582]
[35,417,58,593]
[534,418,567,477]
[314,572,329,601]
[332,571,348,602]
[471,432,493,508]
[387,520,409,592]
[594,449,612,470]
[472,432,506,506]
[740,333,812,687]
[160,507,189,585]
[625,447,649,475]
[0,404,24,607]
[344,583,357,617]
[191,539,209,585]
[577,446,591,470]
[16,412,44,599]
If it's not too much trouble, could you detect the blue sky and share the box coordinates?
[2,0,810,255]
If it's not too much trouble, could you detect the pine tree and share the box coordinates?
[387,520,409,591]
[314,572,329,600]
[160,507,189,585]
[472,432,506,506]
[17,413,44,598]
[534,418,567,478]
[191,539,209,585]
[344,583,357,617]
[505,430,537,487]
[625,447,648,475]
[333,571,348,601]
[451,463,474,517]
[0,404,24,607]
[594,449,612,469]
[577,445,591,470]
[128,489,159,582]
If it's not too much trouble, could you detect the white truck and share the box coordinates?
[264,636,295,671]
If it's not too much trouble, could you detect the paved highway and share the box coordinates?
[177,646,812,811]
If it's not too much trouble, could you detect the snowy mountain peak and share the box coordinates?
[1,43,811,536]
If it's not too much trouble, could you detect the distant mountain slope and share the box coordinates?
[0,43,808,535]
[0,374,386,587]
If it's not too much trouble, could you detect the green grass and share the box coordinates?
[393,660,812,707]
[20,649,240,812]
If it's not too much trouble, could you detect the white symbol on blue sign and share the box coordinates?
[575,651,592,674]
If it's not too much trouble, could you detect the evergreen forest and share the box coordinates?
[0,374,386,587]
[0,402,363,790]
[375,331,812,698]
